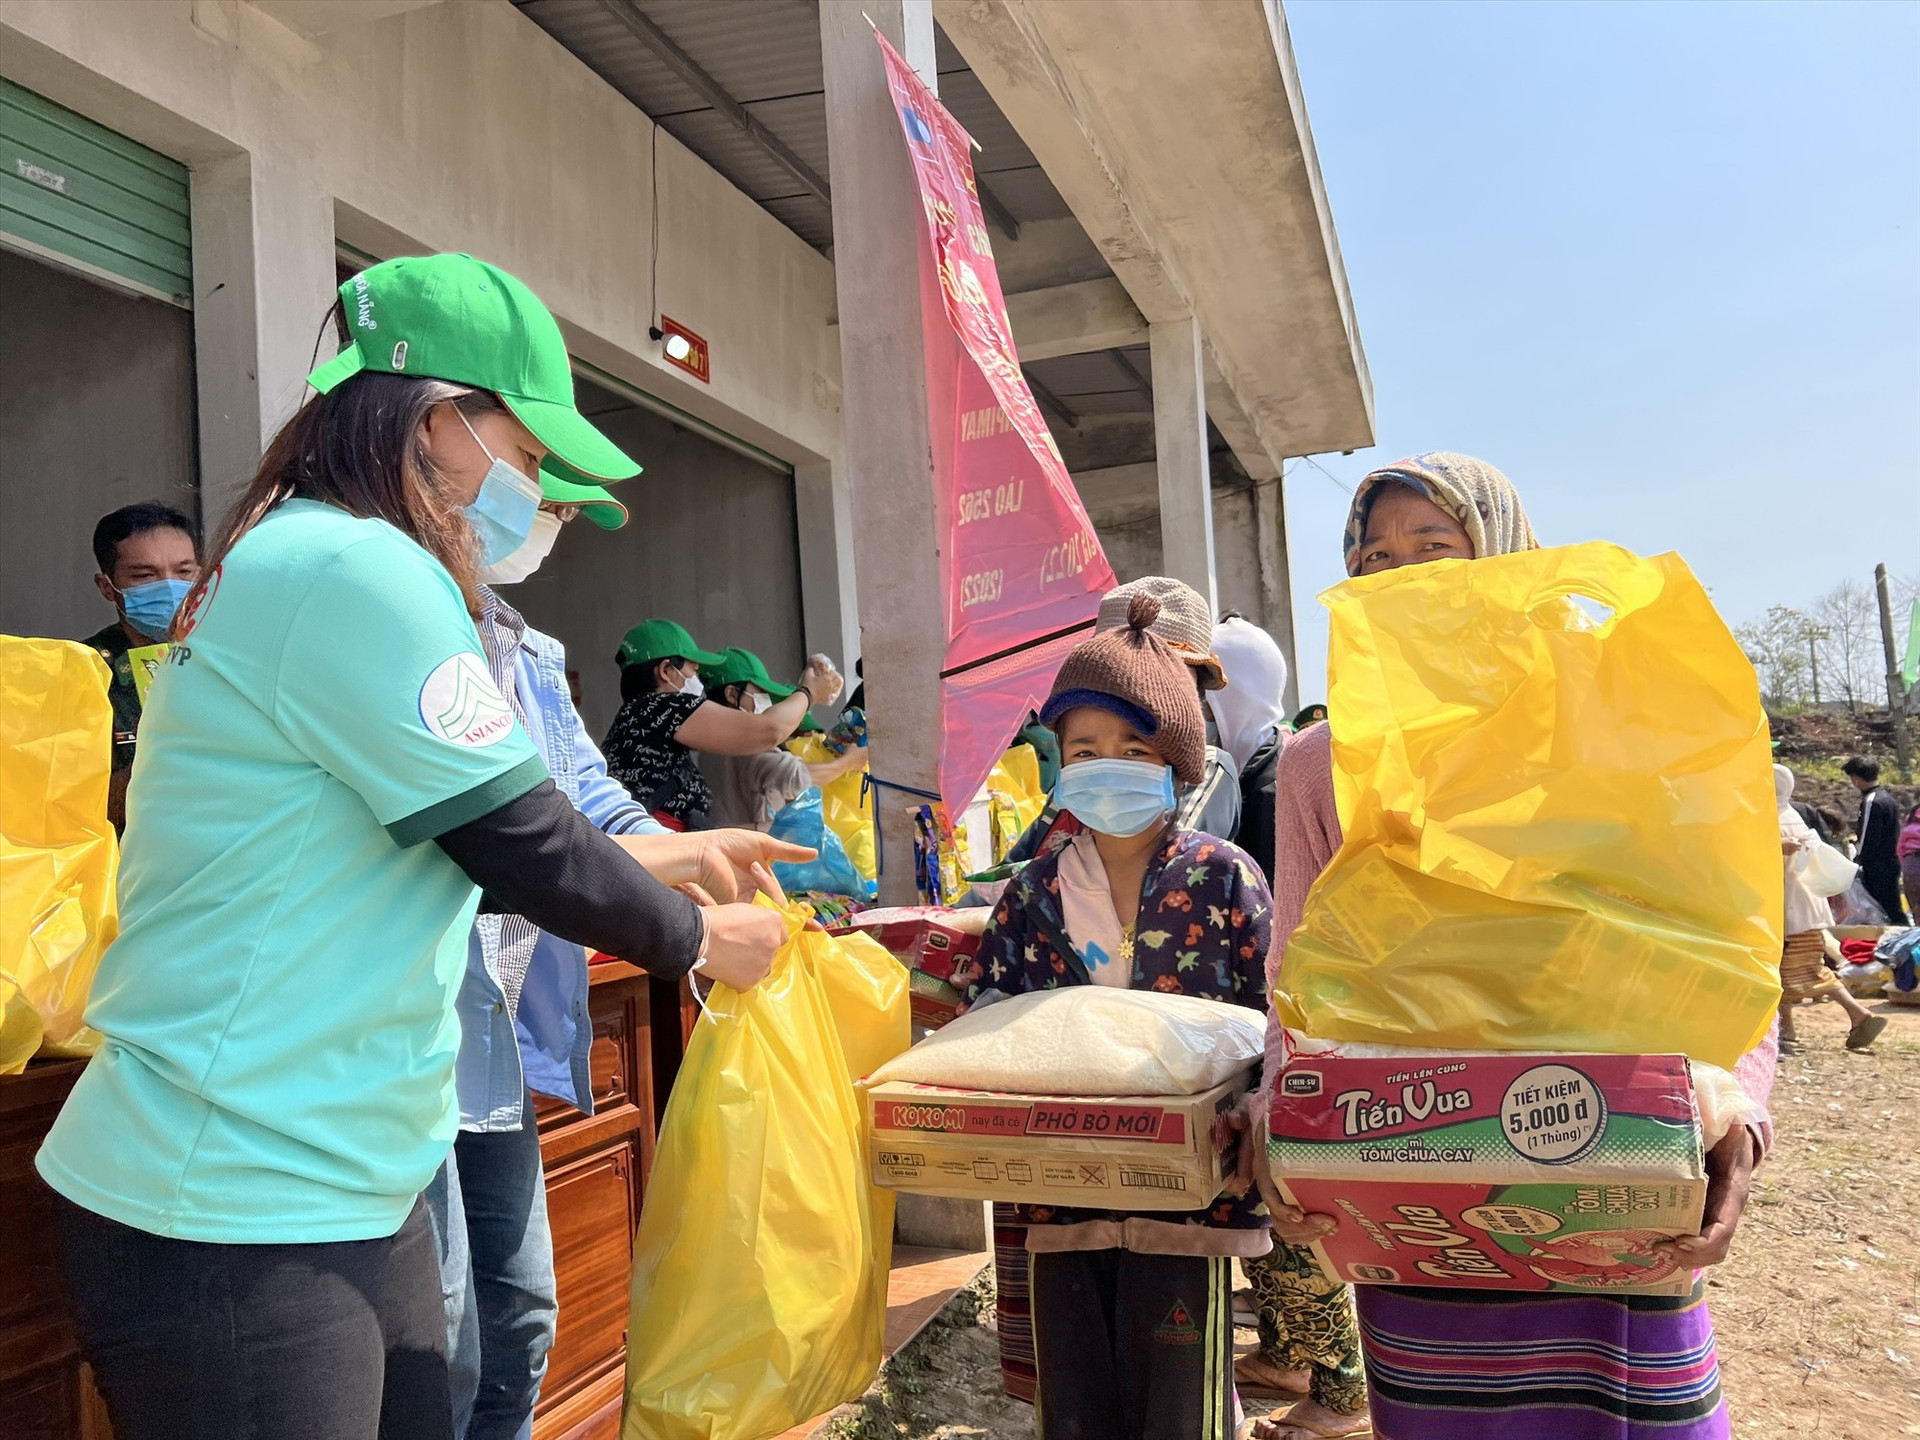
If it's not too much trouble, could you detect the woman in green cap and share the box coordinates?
[604,618,843,828]
[702,646,870,831]
[36,254,791,1440]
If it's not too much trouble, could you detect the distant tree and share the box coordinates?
[1739,569,1920,715]
[1736,604,1814,710]
[1810,580,1883,712]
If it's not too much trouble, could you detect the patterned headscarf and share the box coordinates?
[1341,451,1538,575]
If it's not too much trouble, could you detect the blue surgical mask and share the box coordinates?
[456,410,542,567]
[1052,757,1176,837]
[116,577,194,642]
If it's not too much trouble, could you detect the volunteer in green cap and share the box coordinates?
[37,253,791,1440]
[703,647,870,831]
[603,619,844,829]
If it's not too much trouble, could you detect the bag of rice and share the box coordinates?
[867,986,1263,1097]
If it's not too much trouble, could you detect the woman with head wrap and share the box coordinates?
[1774,763,1886,1055]
[1252,454,1778,1440]
[1210,615,1290,882]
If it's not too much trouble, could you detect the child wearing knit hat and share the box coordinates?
[1003,576,1245,864]
[953,593,1278,1439]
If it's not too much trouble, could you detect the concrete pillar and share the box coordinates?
[1252,476,1302,714]
[1150,314,1216,611]
[821,0,942,906]
[793,455,862,676]
[189,146,337,529]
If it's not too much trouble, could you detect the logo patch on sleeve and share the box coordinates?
[419,653,515,747]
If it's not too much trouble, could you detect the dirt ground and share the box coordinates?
[828,997,1920,1439]
[1713,997,1920,1437]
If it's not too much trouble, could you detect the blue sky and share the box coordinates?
[1277,0,1919,702]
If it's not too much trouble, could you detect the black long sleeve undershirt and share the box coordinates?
[435,780,701,981]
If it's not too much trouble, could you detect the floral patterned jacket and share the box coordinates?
[953,828,1275,1254]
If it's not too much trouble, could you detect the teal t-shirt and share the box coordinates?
[37,500,548,1243]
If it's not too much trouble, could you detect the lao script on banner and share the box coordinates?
[877,31,1116,818]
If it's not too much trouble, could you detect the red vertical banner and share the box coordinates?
[876,32,1116,820]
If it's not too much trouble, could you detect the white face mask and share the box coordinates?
[478,510,563,585]
[746,689,773,714]
[455,409,541,567]
[680,672,705,698]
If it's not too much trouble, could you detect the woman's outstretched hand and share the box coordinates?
[615,830,814,904]
[698,831,812,904]
[693,899,786,992]
[799,655,844,706]
[1241,1091,1341,1245]
[1653,1123,1758,1268]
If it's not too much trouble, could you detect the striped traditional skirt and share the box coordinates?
[1358,1282,1729,1439]
[993,1204,1037,1403]
[1780,929,1842,1003]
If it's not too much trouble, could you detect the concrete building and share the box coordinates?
[0,1,1373,1426]
[0,0,1371,861]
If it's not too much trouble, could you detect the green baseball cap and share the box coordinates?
[699,647,797,700]
[309,254,640,486]
[617,619,723,669]
[539,461,627,531]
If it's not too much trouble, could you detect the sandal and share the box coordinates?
[1846,1015,1888,1052]
[1778,1037,1799,1055]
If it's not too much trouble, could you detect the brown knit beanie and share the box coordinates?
[1041,593,1207,786]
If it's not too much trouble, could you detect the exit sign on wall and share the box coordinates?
[659,315,710,383]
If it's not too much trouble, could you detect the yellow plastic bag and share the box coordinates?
[1,636,120,1073]
[1276,544,1781,1071]
[622,901,910,1440]
[784,733,877,886]
[984,744,1046,863]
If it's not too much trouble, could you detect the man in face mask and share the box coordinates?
[86,501,202,830]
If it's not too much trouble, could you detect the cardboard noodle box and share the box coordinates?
[1270,1051,1705,1296]
[907,969,965,1031]
[866,1075,1248,1211]
[833,907,982,986]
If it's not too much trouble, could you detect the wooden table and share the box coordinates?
[0,964,671,1440]
[0,1058,110,1439]
[529,963,659,1439]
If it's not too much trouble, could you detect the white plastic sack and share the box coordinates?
[1836,960,1892,998]
[1688,1059,1768,1151]
[1282,1030,1764,1152]
[868,986,1264,1097]
[1833,879,1889,927]
[1795,839,1858,898]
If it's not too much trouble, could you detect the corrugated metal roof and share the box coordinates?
[514,0,1134,442]
[515,0,1076,252]
[1026,344,1154,418]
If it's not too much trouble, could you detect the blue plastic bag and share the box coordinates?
[771,788,877,899]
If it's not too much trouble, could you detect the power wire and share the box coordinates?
[1287,455,1356,497]
[649,121,662,327]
